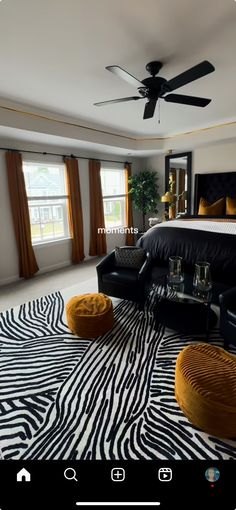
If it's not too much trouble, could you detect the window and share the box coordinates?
[100,167,126,228]
[23,162,70,244]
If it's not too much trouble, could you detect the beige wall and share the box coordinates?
[0,141,141,285]
[144,140,236,216]
[193,141,236,174]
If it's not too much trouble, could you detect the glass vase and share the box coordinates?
[168,256,184,284]
[193,262,212,291]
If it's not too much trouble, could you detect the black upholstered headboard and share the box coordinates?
[194,172,236,214]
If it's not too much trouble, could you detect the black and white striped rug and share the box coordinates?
[1,289,236,460]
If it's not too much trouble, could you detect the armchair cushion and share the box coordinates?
[102,268,139,285]
[114,246,145,269]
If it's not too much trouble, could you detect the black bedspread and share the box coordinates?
[137,225,236,285]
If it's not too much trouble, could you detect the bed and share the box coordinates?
[137,172,236,286]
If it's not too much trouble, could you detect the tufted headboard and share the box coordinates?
[194,172,236,214]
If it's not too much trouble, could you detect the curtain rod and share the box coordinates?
[0,146,131,165]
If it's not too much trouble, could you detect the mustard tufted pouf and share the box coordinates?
[175,343,236,438]
[66,293,114,339]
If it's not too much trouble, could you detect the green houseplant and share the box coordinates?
[128,170,160,232]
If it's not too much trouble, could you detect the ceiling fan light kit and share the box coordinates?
[94,60,215,120]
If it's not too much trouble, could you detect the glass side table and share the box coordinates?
[154,273,218,336]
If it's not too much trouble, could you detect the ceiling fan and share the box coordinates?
[94,60,215,119]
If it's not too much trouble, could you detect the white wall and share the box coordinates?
[0,140,141,285]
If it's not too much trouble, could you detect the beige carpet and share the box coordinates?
[0,259,100,312]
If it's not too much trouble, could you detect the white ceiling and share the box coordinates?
[0,0,235,139]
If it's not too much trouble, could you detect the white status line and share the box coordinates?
[76,503,161,507]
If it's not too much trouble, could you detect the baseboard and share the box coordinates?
[0,257,98,287]
[0,261,72,287]
[0,275,20,286]
[38,260,71,275]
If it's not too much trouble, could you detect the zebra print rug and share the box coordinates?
[1,288,236,460]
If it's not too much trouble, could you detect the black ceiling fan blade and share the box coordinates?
[164,93,211,107]
[143,100,157,119]
[165,60,215,92]
[106,65,144,88]
[94,96,143,106]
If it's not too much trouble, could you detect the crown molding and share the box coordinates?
[0,102,236,153]
[0,104,136,141]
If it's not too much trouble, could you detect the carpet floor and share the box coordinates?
[0,287,236,460]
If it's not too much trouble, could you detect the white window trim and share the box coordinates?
[102,194,126,199]
[23,161,70,245]
[27,195,68,201]
[33,237,72,248]
[101,167,127,229]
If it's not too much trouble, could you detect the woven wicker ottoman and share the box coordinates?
[66,292,114,339]
[175,343,236,438]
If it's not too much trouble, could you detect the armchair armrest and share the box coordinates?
[138,252,152,281]
[219,287,236,309]
[96,251,115,276]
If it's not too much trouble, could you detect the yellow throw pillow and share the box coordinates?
[226,196,236,215]
[198,197,225,215]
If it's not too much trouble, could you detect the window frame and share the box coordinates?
[23,161,70,246]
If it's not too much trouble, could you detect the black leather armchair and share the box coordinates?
[219,287,236,348]
[96,248,152,310]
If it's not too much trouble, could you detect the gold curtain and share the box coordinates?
[65,157,85,264]
[124,162,135,245]
[89,160,107,256]
[6,151,39,279]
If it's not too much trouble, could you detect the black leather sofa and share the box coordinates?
[219,287,236,348]
[96,248,152,310]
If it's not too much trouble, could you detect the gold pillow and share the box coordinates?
[226,196,236,215]
[198,197,225,215]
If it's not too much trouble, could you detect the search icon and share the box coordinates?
[64,468,78,482]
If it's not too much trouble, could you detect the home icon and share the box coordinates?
[16,468,31,482]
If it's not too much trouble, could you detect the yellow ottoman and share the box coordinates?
[66,293,114,339]
[175,343,236,438]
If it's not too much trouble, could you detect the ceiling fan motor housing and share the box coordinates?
[139,76,167,99]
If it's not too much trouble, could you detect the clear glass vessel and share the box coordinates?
[168,256,184,284]
[193,262,212,291]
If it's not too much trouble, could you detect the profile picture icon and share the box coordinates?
[205,467,220,482]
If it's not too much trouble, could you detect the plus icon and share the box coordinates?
[111,467,125,482]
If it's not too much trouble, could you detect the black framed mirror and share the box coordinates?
[164,152,192,219]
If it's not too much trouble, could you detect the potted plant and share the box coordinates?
[128,170,160,232]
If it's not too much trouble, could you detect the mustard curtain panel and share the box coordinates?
[89,160,107,256]
[6,151,39,279]
[125,162,135,245]
[65,157,85,264]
